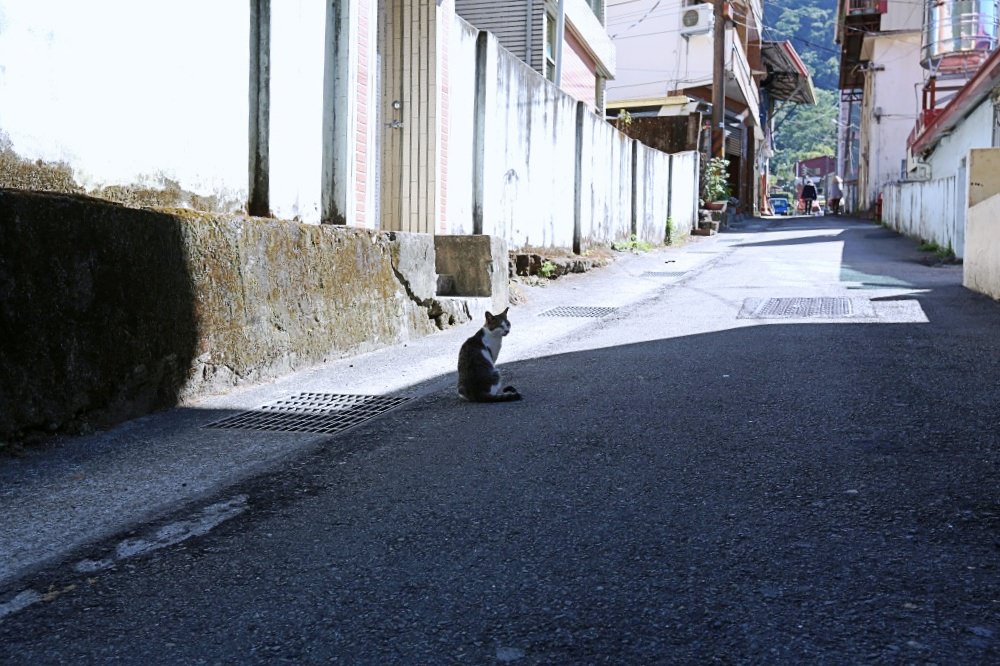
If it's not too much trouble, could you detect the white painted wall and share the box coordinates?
[635,143,671,242]
[270,1,327,223]
[2,2,697,247]
[0,1,248,207]
[927,99,993,180]
[479,39,579,247]
[882,90,996,260]
[668,150,699,237]
[579,113,632,245]
[441,14,480,234]
[966,192,1000,299]
[881,0,924,32]
[446,28,698,250]
[860,33,924,208]
[606,1,714,102]
[605,0,758,127]
[965,149,1000,300]
[883,176,963,256]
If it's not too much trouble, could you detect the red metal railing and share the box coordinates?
[907,109,944,149]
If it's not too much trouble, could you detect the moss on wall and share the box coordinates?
[0,135,242,214]
[0,189,443,443]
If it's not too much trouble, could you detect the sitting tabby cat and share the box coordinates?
[457,307,522,402]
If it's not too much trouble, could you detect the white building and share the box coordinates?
[835,0,925,213]
[605,0,765,209]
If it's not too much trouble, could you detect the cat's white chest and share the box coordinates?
[482,329,503,363]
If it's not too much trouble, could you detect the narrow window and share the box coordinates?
[544,12,557,82]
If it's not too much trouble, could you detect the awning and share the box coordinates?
[760,41,816,105]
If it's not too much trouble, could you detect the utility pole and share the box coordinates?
[711,0,726,159]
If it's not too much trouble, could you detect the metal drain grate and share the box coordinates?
[643,271,687,277]
[204,393,411,435]
[540,306,618,318]
[738,297,876,319]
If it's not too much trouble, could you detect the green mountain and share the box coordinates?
[763,0,840,182]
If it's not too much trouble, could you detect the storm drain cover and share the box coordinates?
[738,297,876,319]
[643,271,687,277]
[540,306,618,318]
[204,393,411,435]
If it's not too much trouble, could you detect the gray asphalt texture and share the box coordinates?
[1,215,999,664]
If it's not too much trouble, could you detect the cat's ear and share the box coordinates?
[500,307,509,316]
[484,311,495,324]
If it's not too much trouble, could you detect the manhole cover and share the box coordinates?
[643,271,687,277]
[738,297,876,319]
[540,306,618,318]
[204,393,411,435]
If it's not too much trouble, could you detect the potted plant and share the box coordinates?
[701,157,731,210]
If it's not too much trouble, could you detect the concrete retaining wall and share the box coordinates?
[964,148,1000,300]
[965,194,1000,300]
[0,189,475,441]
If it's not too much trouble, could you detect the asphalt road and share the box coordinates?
[2,216,999,664]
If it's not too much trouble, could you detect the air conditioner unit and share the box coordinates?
[679,4,714,37]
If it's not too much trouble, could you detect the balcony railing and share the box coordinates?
[847,0,888,16]
[907,109,944,149]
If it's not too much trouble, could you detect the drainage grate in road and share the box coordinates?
[204,393,412,435]
[738,297,876,319]
[540,306,618,318]
[643,271,687,278]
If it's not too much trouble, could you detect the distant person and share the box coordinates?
[828,175,844,215]
[801,179,817,215]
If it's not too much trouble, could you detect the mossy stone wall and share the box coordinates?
[0,190,441,441]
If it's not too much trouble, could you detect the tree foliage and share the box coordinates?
[771,88,839,182]
[763,0,840,184]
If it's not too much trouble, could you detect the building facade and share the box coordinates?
[453,0,616,112]
[604,0,767,211]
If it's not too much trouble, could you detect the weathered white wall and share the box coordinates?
[966,193,1000,299]
[482,45,579,248]
[859,34,924,209]
[270,1,327,223]
[578,115,632,245]
[606,1,714,102]
[927,100,993,180]
[964,148,1000,299]
[3,4,694,249]
[883,176,963,257]
[881,0,924,31]
[668,151,699,239]
[883,93,996,260]
[447,27,695,250]
[635,143,672,243]
[0,1,249,208]
[442,16,481,235]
